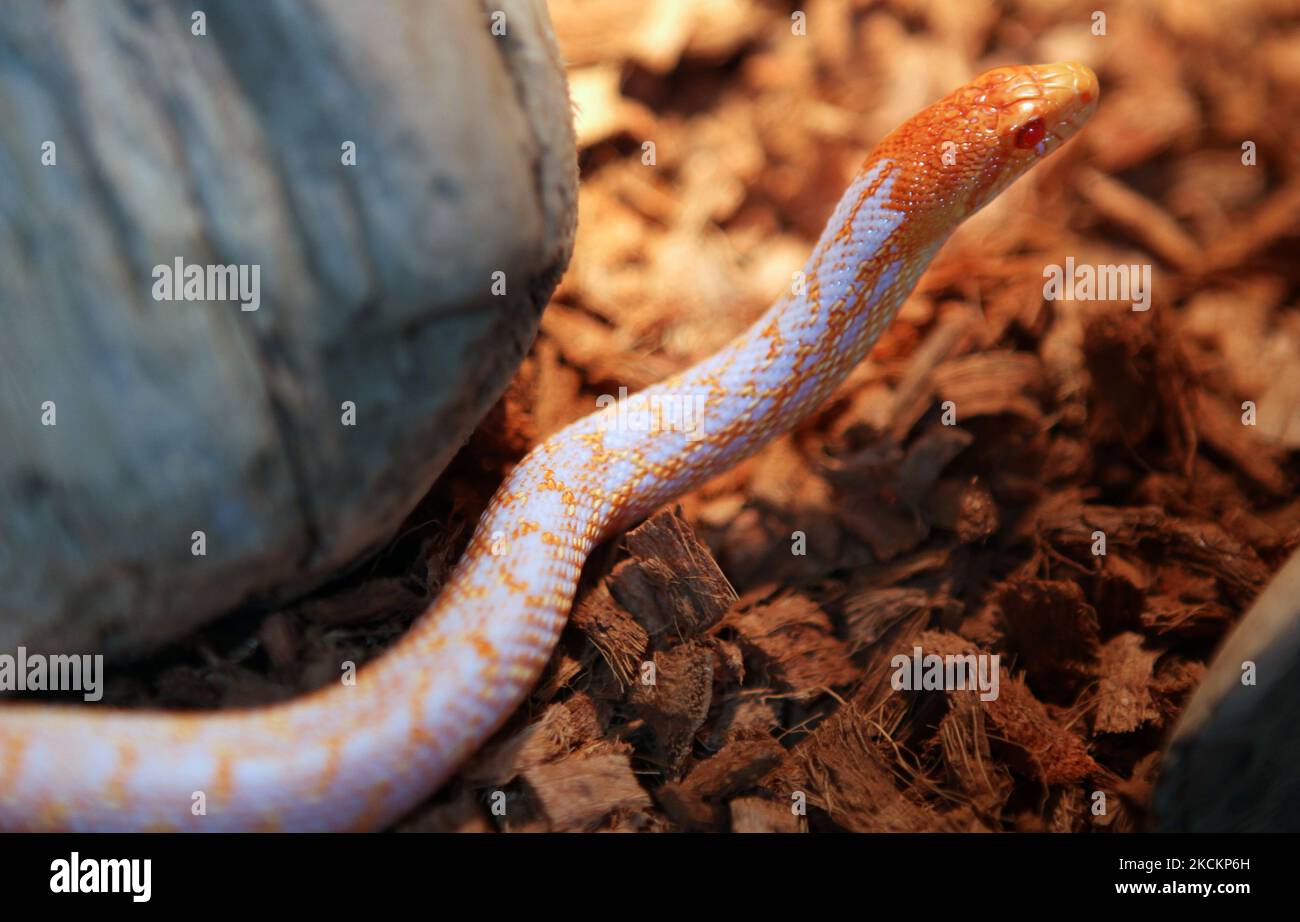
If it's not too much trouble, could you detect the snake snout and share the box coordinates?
[1031,61,1100,137]
[1033,61,1099,103]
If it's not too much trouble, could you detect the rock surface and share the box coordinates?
[0,0,577,656]
[1155,548,1300,832]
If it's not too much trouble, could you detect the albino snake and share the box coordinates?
[0,62,1098,830]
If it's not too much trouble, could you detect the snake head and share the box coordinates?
[958,61,1099,216]
[883,61,1099,225]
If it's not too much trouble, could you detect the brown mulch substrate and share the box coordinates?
[100,0,1299,831]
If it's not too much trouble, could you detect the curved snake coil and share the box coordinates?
[0,62,1098,831]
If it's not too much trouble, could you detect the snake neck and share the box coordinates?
[313,150,950,789]
[546,156,945,539]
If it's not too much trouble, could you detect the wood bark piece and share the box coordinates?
[522,750,652,831]
[984,674,1101,786]
[722,592,858,701]
[1092,632,1161,734]
[610,510,738,641]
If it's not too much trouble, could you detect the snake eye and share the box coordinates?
[1014,116,1046,149]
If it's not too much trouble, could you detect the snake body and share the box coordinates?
[0,63,1097,830]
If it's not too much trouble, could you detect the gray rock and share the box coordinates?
[0,0,577,656]
[1155,548,1300,831]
